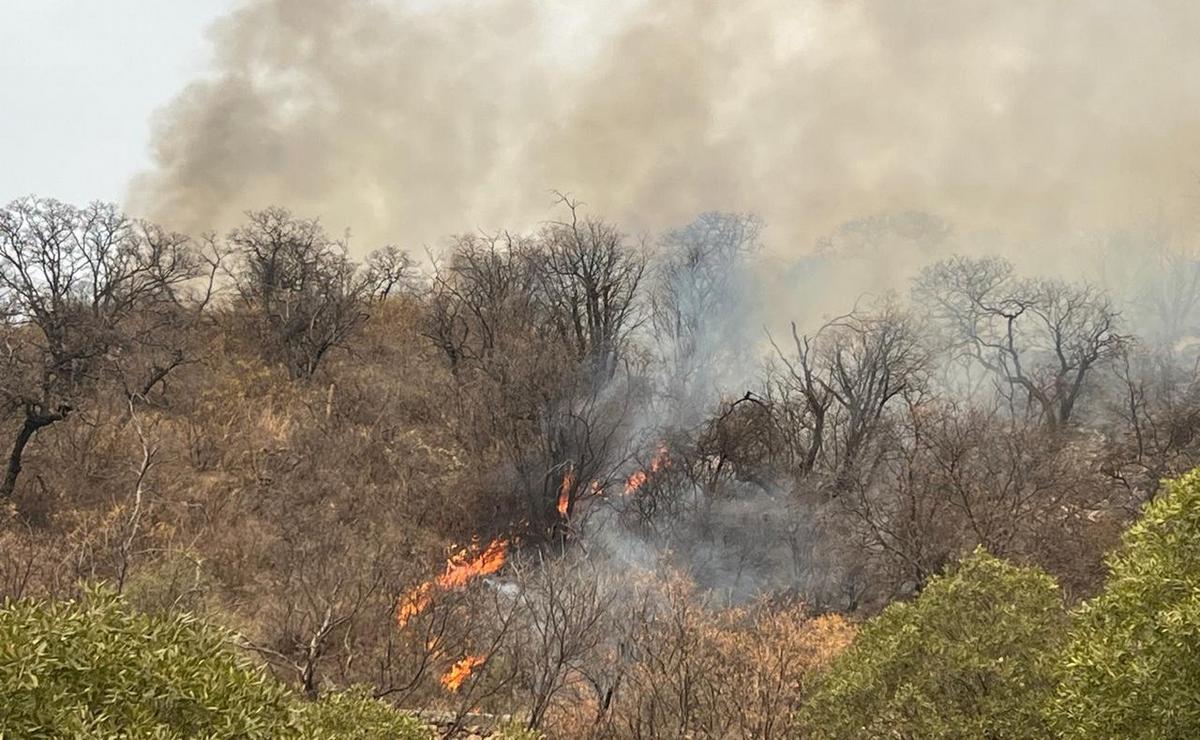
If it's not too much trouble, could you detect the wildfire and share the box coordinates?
[558,467,574,517]
[623,443,670,496]
[396,538,509,627]
[437,538,508,589]
[441,654,486,692]
[624,470,648,495]
[395,582,434,627]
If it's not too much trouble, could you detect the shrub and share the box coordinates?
[1051,469,1200,738]
[0,591,439,739]
[0,589,292,739]
[797,548,1066,739]
[290,687,429,739]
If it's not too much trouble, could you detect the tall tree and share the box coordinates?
[0,197,199,500]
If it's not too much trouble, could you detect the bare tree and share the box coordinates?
[229,207,383,380]
[819,300,928,479]
[423,232,540,374]
[362,245,416,302]
[815,210,952,257]
[0,197,199,500]
[650,212,761,418]
[504,554,617,732]
[914,256,1125,430]
[423,214,646,540]
[770,327,832,475]
[770,298,927,487]
[538,196,646,381]
[1101,346,1200,502]
[1096,228,1200,347]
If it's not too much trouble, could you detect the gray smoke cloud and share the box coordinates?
[131,0,1200,259]
[126,0,1200,607]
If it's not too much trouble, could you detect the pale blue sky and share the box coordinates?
[0,1,236,206]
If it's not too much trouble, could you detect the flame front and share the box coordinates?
[623,470,648,495]
[396,538,509,627]
[623,443,670,496]
[436,538,508,589]
[441,654,486,692]
[558,468,575,517]
[395,582,433,627]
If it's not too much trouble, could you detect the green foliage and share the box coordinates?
[290,688,429,739]
[797,548,1066,739]
[1051,469,1200,738]
[0,592,436,739]
[0,588,293,739]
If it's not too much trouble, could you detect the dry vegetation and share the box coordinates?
[4,195,1200,736]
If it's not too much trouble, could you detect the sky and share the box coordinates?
[0,1,236,205]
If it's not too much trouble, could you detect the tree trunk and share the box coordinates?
[1,405,71,499]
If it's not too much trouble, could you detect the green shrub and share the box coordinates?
[797,548,1066,739]
[0,589,293,739]
[290,688,429,739]
[1051,469,1200,738]
[0,591,437,739]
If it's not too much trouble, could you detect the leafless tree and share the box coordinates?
[424,214,647,540]
[769,298,927,487]
[229,207,382,380]
[650,212,760,418]
[1096,228,1200,347]
[423,232,540,374]
[0,197,199,500]
[819,300,928,480]
[363,245,416,301]
[815,210,952,256]
[504,554,617,731]
[538,195,646,381]
[1101,346,1200,502]
[770,328,833,476]
[914,256,1125,430]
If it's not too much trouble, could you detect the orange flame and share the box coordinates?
[441,654,486,692]
[396,538,509,627]
[558,468,575,517]
[436,538,508,589]
[395,582,434,627]
[623,470,648,495]
[623,443,670,496]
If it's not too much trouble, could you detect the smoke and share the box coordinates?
[131,0,1200,258]
[129,0,1200,604]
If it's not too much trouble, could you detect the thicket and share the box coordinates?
[0,590,429,739]
[797,469,1200,739]
[5,195,1200,736]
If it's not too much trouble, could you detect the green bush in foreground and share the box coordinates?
[0,589,292,739]
[290,687,429,739]
[0,590,430,739]
[797,548,1067,739]
[1051,469,1200,738]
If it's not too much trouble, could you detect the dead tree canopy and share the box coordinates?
[770,298,927,487]
[537,200,646,382]
[0,197,199,500]
[914,255,1125,431]
[651,212,761,419]
[228,207,406,380]
[425,200,645,385]
[424,232,542,373]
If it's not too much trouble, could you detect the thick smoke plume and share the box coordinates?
[132,0,1200,255]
